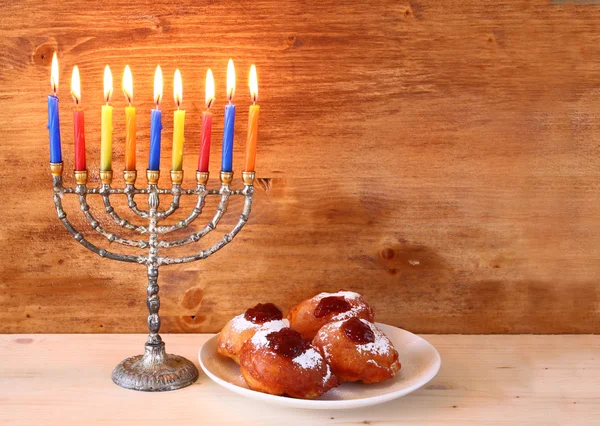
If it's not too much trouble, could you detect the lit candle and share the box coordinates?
[100,65,113,171]
[47,52,62,163]
[198,69,215,173]
[71,66,86,171]
[123,65,136,171]
[244,65,260,172]
[172,69,185,172]
[221,59,236,172]
[148,65,163,171]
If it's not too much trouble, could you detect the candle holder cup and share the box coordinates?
[50,162,256,391]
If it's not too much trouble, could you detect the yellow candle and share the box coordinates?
[172,69,185,171]
[100,65,113,171]
[122,65,136,171]
[244,65,260,172]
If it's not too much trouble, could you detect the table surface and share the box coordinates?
[0,334,598,426]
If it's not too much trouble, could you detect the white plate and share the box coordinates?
[198,322,441,410]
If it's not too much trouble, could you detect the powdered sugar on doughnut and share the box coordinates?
[230,314,285,334]
[355,319,392,356]
[367,359,381,368]
[312,291,368,321]
[250,327,275,348]
[230,315,257,332]
[250,330,329,374]
[313,291,362,303]
[292,348,323,369]
[322,364,332,385]
[320,319,392,357]
[231,314,285,342]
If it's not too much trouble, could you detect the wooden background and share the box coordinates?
[1,0,599,334]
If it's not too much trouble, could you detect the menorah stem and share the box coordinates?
[146,183,162,345]
[146,264,161,345]
[111,172,199,392]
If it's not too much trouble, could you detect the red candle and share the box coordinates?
[198,112,213,172]
[73,109,86,171]
[198,69,215,172]
[71,66,86,171]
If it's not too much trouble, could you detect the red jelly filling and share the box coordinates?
[266,328,311,358]
[342,317,375,344]
[244,303,283,324]
[314,296,352,318]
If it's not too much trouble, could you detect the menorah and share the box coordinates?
[50,163,255,391]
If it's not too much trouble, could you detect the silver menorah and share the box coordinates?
[50,164,255,391]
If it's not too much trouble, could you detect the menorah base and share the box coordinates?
[112,342,199,392]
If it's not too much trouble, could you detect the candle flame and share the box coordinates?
[174,69,183,108]
[70,66,81,105]
[249,64,258,104]
[226,59,236,102]
[205,69,215,109]
[50,52,59,94]
[122,65,133,105]
[154,65,163,107]
[103,65,113,103]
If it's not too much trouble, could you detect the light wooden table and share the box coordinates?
[0,334,598,425]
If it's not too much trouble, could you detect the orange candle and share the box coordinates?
[123,65,136,171]
[244,65,259,172]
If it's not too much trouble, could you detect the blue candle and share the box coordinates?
[47,95,62,163]
[148,65,163,171]
[221,59,236,172]
[47,52,62,163]
[149,109,162,170]
[221,104,235,172]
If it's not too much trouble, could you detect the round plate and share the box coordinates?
[198,323,441,410]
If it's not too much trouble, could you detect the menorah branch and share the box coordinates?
[76,185,150,249]
[51,165,145,264]
[160,183,254,264]
[156,186,207,234]
[102,188,149,234]
[158,186,230,248]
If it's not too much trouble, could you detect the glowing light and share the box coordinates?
[70,66,81,104]
[50,52,59,94]
[122,65,133,105]
[205,69,215,109]
[174,69,183,108]
[154,65,163,106]
[226,59,236,101]
[249,64,258,104]
[103,65,113,103]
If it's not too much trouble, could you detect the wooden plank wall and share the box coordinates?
[1,0,599,334]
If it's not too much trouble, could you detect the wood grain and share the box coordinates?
[1,0,600,333]
[0,334,599,425]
